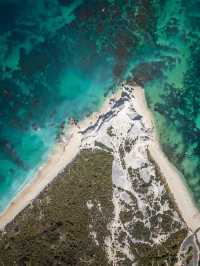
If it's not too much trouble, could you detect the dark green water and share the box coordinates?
[0,0,200,211]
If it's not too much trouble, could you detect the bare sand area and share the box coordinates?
[133,86,200,233]
[0,89,121,230]
[0,84,199,234]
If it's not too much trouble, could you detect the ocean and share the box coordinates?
[0,0,200,211]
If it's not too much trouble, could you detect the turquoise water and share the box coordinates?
[0,0,200,211]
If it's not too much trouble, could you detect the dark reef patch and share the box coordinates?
[0,0,200,224]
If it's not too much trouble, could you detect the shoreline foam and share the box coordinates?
[0,84,199,234]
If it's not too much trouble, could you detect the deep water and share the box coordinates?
[0,0,200,211]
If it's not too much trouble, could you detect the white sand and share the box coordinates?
[0,126,81,230]
[133,86,200,232]
[0,84,199,234]
[0,89,122,230]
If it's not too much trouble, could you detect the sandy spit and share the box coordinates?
[0,84,199,234]
[133,86,200,233]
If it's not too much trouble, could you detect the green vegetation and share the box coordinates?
[132,229,188,266]
[185,246,194,265]
[0,150,114,266]
[128,167,140,179]
[147,149,183,216]
[124,137,138,153]
[124,150,188,265]
[118,143,126,169]
[0,147,187,265]
[107,126,115,137]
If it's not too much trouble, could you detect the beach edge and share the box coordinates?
[0,83,199,234]
[133,86,200,233]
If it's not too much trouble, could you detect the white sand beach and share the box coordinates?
[133,86,200,233]
[0,83,199,235]
[0,89,122,230]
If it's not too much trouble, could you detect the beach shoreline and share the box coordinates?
[133,86,200,233]
[0,88,122,230]
[0,83,199,234]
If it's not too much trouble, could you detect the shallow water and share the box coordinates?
[0,0,200,211]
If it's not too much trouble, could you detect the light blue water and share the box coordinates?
[0,0,200,211]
